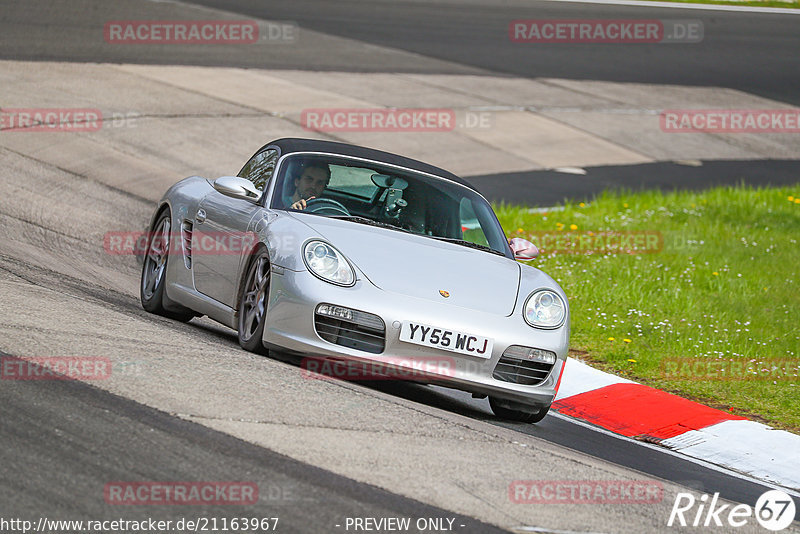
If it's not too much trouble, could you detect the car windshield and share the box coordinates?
[271,153,512,257]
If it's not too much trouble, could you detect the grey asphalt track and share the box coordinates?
[163,0,800,106]
[0,249,793,529]
[2,0,799,532]
[356,380,800,513]
[4,0,800,105]
[0,353,507,533]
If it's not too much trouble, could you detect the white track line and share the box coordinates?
[539,0,800,14]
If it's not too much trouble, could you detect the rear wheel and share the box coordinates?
[238,249,270,354]
[140,209,195,322]
[489,397,550,424]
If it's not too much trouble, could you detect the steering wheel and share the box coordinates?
[304,198,350,216]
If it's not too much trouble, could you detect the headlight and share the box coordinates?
[524,290,566,329]
[303,240,355,286]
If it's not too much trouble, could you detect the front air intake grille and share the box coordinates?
[314,307,385,354]
[493,356,553,386]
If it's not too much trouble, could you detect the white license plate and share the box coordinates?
[399,321,493,358]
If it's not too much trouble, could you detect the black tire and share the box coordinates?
[237,248,270,354]
[489,397,550,424]
[140,209,195,322]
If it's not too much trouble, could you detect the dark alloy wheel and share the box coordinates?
[140,209,195,322]
[238,249,270,354]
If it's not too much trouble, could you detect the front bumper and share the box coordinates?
[263,267,568,409]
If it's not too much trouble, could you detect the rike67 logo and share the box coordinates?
[668,490,796,531]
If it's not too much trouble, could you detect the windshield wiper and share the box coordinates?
[429,236,506,256]
[330,215,412,234]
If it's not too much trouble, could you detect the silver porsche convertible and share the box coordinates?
[140,138,569,422]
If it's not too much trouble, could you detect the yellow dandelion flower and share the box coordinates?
[795,199,800,204]
[789,196,795,201]
[623,203,629,208]
[517,228,524,234]
[570,224,578,230]
[579,202,585,207]
[712,272,719,276]
[623,338,632,343]
[607,337,615,341]
[627,359,637,363]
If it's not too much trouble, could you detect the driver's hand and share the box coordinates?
[290,196,315,210]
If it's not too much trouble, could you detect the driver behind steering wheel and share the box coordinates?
[286,161,331,210]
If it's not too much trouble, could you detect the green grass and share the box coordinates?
[495,184,800,431]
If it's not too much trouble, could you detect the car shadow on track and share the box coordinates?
[184,317,537,426]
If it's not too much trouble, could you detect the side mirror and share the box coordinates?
[509,237,538,261]
[213,176,261,202]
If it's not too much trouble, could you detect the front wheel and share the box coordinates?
[140,209,195,322]
[238,250,270,354]
[489,397,550,424]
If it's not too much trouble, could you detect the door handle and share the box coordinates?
[196,209,206,224]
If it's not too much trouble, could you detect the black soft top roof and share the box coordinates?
[262,138,477,191]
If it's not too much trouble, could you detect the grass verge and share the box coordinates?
[495,184,800,431]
